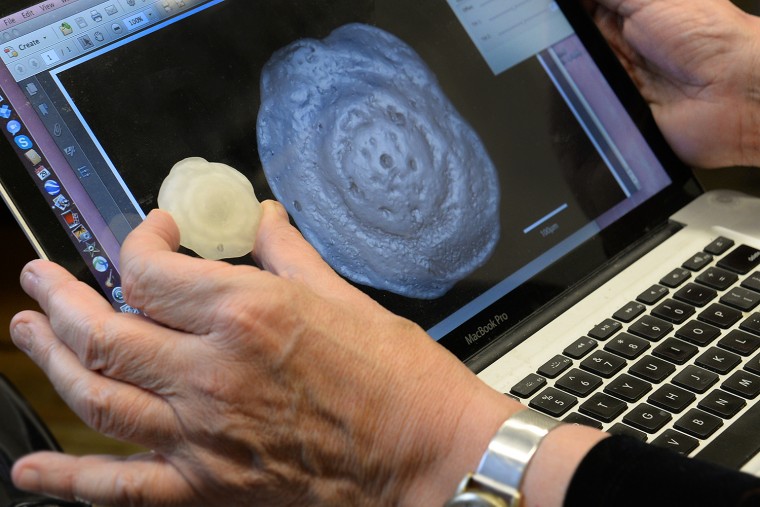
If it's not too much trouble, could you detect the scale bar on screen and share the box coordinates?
[523,203,568,234]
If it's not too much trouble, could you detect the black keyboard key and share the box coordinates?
[674,283,717,307]
[623,403,672,433]
[537,355,573,378]
[652,338,698,365]
[742,272,760,293]
[740,313,760,336]
[529,387,578,417]
[564,412,603,429]
[698,389,746,418]
[722,371,760,399]
[607,423,648,441]
[604,373,652,402]
[717,244,760,274]
[579,393,628,423]
[697,397,760,469]
[652,299,695,324]
[660,268,691,288]
[629,356,676,383]
[510,373,548,398]
[555,369,602,397]
[695,347,742,374]
[563,336,598,359]
[612,302,646,323]
[704,236,735,255]
[745,351,760,375]
[587,319,623,341]
[683,252,713,271]
[652,429,699,455]
[675,320,721,346]
[580,350,626,378]
[698,303,742,329]
[717,329,760,356]
[695,267,738,291]
[672,365,719,394]
[648,384,696,413]
[628,315,672,342]
[721,287,760,312]
[675,409,723,439]
[604,332,650,359]
[637,284,669,305]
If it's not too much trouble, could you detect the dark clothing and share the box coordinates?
[565,436,760,506]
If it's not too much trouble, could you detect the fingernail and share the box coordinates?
[11,321,34,354]
[14,466,41,489]
[19,268,39,292]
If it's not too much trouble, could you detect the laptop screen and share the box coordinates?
[0,0,696,363]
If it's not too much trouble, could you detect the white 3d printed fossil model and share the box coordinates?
[158,157,263,261]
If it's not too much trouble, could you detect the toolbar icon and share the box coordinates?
[14,135,33,150]
[60,22,73,36]
[72,225,92,242]
[44,180,60,196]
[35,165,51,180]
[6,120,21,134]
[24,149,42,164]
[78,35,94,50]
[0,104,11,119]
[82,241,100,257]
[52,194,70,211]
[3,46,18,58]
[62,210,81,229]
[93,256,109,273]
[112,286,125,304]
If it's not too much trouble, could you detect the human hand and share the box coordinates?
[9,202,515,506]
[586,0,760,168]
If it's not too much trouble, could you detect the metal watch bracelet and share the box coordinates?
[444,408,562,507]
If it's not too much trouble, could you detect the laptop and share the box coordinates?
[2,0,760,476]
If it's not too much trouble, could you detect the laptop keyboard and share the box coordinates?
[509,236,760,466]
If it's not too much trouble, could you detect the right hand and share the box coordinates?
[9,203,516,507]
[587,0,760,168]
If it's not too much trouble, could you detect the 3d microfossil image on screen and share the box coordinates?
[257,23,500,299]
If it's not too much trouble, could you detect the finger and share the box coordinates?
[17,260,193,394]
[13,452,195,507]
[19,258,113,318]
[588,0,635,14]
[254,200,375,305]
[119,209,260,333]
[10,311,179,449]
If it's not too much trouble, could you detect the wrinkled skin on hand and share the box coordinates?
[9,201,513,506]
[587,0,760,168]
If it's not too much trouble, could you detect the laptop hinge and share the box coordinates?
[466,219,684,373]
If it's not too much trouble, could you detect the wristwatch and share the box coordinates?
[444,409,561,507]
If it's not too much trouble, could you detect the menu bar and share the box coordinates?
[1,0,81,35]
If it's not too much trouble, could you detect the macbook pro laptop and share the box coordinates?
[2,0,760,475]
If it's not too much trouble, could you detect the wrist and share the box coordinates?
[430,402,608,507]
[397,383,519,507]
[738,13,760,168]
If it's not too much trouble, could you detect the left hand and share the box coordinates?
[585,0,760,168]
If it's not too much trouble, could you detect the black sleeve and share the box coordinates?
[563,435,760,507]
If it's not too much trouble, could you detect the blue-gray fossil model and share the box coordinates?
[257,23,500,299]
